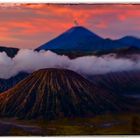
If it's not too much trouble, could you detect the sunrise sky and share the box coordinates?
[0,3,140,49]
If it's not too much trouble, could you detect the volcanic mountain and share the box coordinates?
[36,26,103,52]
[0,68,126,119]
[35,26,134,57]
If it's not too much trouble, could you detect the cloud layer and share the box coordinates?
[0,49,140,79]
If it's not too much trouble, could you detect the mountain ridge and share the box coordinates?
[36,26,103,52]
[36,26,140,56]
[117,36,140,48]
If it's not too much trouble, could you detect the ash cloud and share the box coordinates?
[0,49,140,79]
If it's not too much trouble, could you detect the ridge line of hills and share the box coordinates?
[0,26,140,58]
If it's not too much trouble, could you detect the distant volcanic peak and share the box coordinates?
[64,26,98,34]
[65,26,102,38]
[36,26,103,51]
[68,26,87,30]
[0,68,125,119]
[66,26,87,33]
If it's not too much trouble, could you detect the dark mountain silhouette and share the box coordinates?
[118,36,140,48]
[111,46,140,56]
[36,26,103,52]
[0,46,19,58]
[36,26,139,57]
[0,68,126,119]
[87,70,140,97]
[0,27,139,58]
[0,72,29,93]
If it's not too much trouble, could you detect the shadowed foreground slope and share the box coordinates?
[0,68,127,119]
[0,72,29,93]
[87,71,140,96]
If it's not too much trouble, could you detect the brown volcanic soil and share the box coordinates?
[0,68,127,119]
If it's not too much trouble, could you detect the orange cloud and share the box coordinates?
[0,4,140,48]
[95,22,108,29]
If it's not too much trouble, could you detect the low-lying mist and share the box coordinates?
[0,49,140,79]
